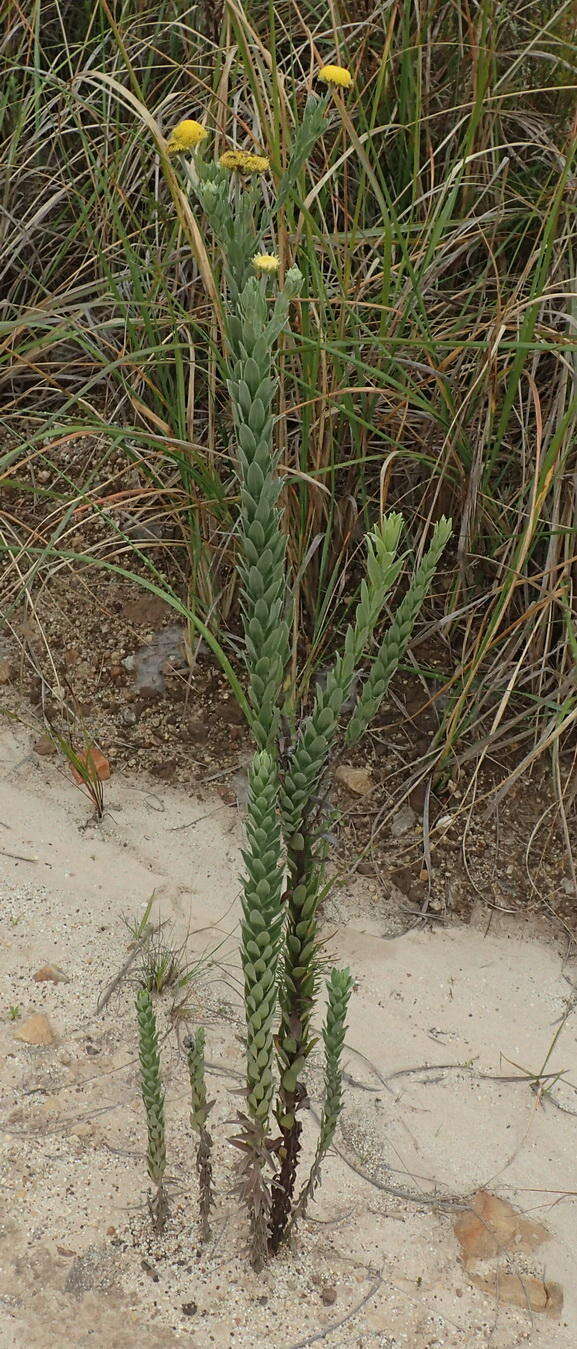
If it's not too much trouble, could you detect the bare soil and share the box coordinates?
[2,551,576,939]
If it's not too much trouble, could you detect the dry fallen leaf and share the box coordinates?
[33,965,70,984]
[454,1191,561,1317]
[469,1271,563,1316]
[454,1190,549,1261]
[15,1013,58,1046]
[71,746,111,784]
[335,764,373,796]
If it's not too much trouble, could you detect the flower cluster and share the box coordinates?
[166,119,207,153]
[164,60,353,160]
[219,150,270,174]
[318,64,353,90]
[253,253,279,273]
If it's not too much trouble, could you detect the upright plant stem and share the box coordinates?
[268,835,316,1250]
[136,988,168,1233]
[234,749,284,1269]
[186,1028,215,1242]
[290,967,353,1228]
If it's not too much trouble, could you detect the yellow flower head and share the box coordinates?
[166,119,208,154]
[253,253,280,273]
[318,64,353,90]
[219,150,270,174]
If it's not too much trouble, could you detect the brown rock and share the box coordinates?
[469,1271,563,1315]
[335,765,373,796]
[216,697,244,726]
[14,1013,58,1046]
[542,1281,565,1316]
[356,860,376,877]
[33,965,70,984]
[454,1190,549,1261]
[391,864,426,905]
[34,735,57,757]
[7,1107,26,1124]
[0,656,14,685]
[29,676,42,704]
[320,1284,337,1305]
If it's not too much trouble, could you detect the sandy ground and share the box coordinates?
[1,720,576,1348]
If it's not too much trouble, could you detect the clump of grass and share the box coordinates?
[121,898,215,1002]
[4,0,577,829]
[125,895,156,946]
[138,928,194,997]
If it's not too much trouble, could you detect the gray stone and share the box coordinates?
[65,1245,123,1297]
[133,625,187,696]
[390,805,417,838]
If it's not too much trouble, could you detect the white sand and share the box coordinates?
[1,720,576,1347]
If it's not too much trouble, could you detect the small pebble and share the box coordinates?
[34,735,57,757]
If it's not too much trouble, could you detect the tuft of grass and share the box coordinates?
[2,0,577,824]
[138,927,206,998]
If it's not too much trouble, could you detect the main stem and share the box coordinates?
[269,828,318,1250]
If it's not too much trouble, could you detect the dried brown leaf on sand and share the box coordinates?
[454,1189,549,1261]
[14,1013,59,1045]
[71,746,111,783]
[469,1270,563,1316]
